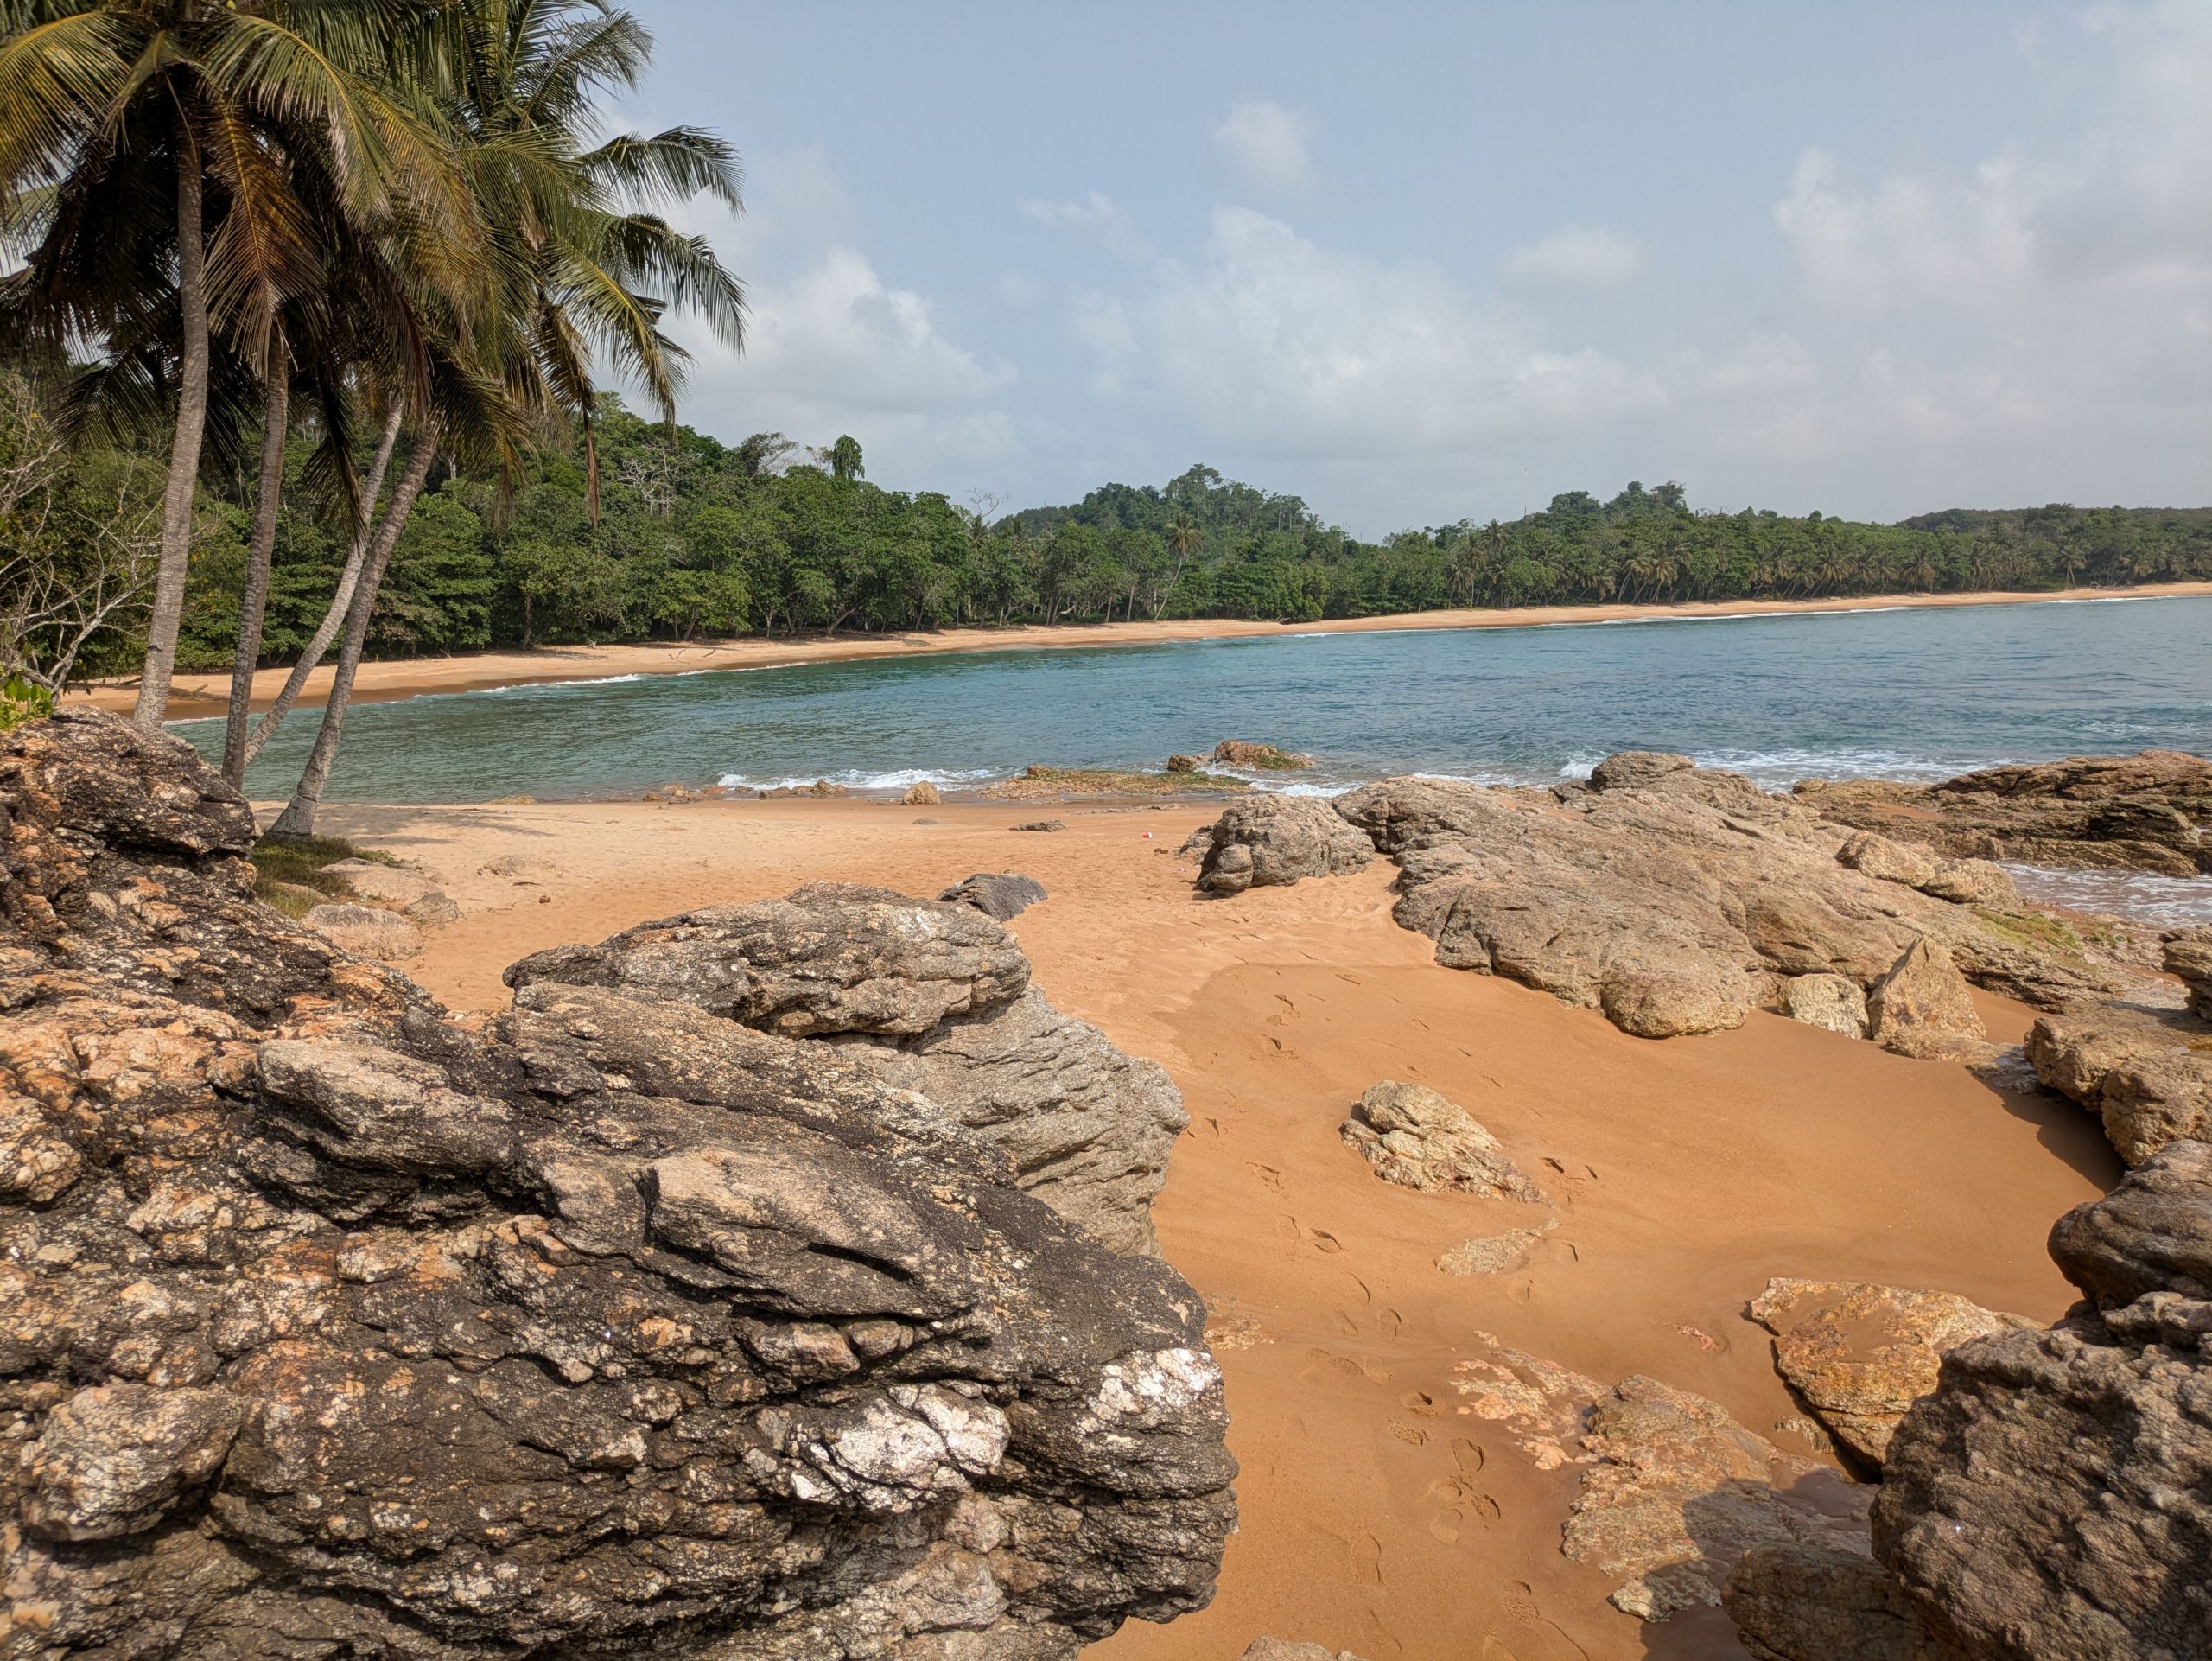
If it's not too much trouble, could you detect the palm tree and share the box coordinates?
[264,0,747,838]
[0,0,472,729]
[1154,512,1201,619]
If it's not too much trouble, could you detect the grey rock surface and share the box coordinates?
[1193,795,1373,894]
[1339,1081,1545,1201]
[0,711,1234,1661]
[938,871,1048,921]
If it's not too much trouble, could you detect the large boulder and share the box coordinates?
[1866,939,1986,1061]
[2024,998,2212,1164]
[0,712,1235,1660]
[508,882,1183,1257]
[1729,1141,2212,1660]
[938,871,1046,922]
[1332,759,2138,1043]
[1192,794,1372,895]
[1747,1279,2029,1469]
[1801,749,2212,876]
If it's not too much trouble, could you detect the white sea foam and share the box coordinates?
[2003,863,2212,926]
[715,766,1008,793]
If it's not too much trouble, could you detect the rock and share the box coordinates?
[1747,1279,2030,1468]
[1587,750,1694,791]
[2024,1001,2212,1163]
[1166,754,1201,773]
[301,901,424,961]
[1836,831,1941,890]
[757,778,849,799]
[1803,749,2212,876]
[1919,858,2021,909]
[1868,1140,2212,1661]
[1192,796,1372,894]
[1449,1335,1872,1623]
[1210,740,1311,771]
[2169,926,2212,1019]
[1014,818,1066,832]
[316,857,442,907]
[1437,1219,1555,1275]
[1783,973,1870,1038]
[1726,1542,1950,1661]
[0,712,1235,1659]
[1866,939,1986,1060]
[901,780,942,805]
[938,871,1047,921]
[508,881,1183,1257]
[1240,1641,1370,1661]
[1339,1081,1545,1201]
[1335,760,2139,1045]
[404,890,461,926]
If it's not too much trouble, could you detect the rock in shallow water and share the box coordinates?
[0,711,1234,1660]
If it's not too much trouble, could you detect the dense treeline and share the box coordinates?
[124,405,2212,668]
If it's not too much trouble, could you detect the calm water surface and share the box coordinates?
[184,595,2212,805]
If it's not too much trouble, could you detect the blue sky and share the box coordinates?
[623,1,2212,536]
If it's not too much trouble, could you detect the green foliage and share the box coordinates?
[246,831,393,916]
[0,672,55,730]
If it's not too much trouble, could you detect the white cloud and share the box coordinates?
[1213,100,1314,193]
[1500,226,1649,294]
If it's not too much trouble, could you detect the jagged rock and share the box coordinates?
[1340,1081,1545,1201]
[1802,749,2212,876]
[1193,795,1372,894]
[1165,754,1200,773]
[299,901,425,961]
[1869,1141,2212,1660]
[1783,973,1870,1038]
[2024,1000,2212,1163]
[509,882,1183,1256]
[0,712,1235,1660]
[901,780,942,805]
[938,872,1046,922]
[1449,1335,1871,1622]
[1747,1279,2030,1468]
[1240,1641,1370,1661]
[1866,939,1986,1060]
[1335,760,2135,1044]
[1210,741,1311,771]
[1726,1541,1949,1661]
[2170,926,2212,1020]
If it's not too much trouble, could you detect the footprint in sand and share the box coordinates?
[1304,1347,1390,1385]
[1387,1418,1428,1448]
[1451,1436,1487,1473]
[1306,1226,1344,1253]
[1350,1531,1383,1584]
[1401,1389,1444,1417]
[1248,1161,1285,1193]
[1377,1306,1404,1337]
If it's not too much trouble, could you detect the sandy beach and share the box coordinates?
[306,790,2118,1661]
[74,579,2212,718]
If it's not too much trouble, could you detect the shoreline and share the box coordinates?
[69,578,2212,718]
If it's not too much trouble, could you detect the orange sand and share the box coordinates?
[313,794,2117,1661]
[78,579,2212,718]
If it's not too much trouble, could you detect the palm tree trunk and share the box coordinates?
[134,155,211,730]
[266,429,436,841]
[241,405,403,767]
[222,370,289,786]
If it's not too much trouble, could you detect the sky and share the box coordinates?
[620,1,2212,538]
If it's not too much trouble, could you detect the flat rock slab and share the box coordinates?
[302,901,423,961]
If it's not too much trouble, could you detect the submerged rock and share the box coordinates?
[0,711,1234,1659]
[1194,795,1372,894]
[1340,1081,1545,1201]
[1747,1278,2029,1469]
[1210,740,1312,771]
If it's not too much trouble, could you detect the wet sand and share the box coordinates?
[314,793,2118,1660]
[78,579,2212,719]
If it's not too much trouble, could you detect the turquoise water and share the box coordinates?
[182,595,2212,806]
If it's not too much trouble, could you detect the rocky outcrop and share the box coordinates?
[0,711,1234,1660]
[1451,1335,1871,1622]
[1782,973,1870,1037]
[2024,971,2212,1165]
[506,881,1184,1257]
[1747,1279,2029,1469]
[2171,926,2212,1019]
[1332,759,2134,1042]
[1801,749,2212,876]
[901,780,942,805]
[1729,1142,2212,1660]
[938,871,1047,921]
[1339,1081,1544,1201]
[1194,795,1372,895]
[302,900,424,961]
[1210,741,1311,771]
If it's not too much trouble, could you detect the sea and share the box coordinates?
[178,593,2212,919]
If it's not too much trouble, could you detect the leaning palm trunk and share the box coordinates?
[240,406,404,767]
[221,372,290,785]
[266,427,437,841]
[133,158,212,730]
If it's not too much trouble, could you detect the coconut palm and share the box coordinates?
[0,0,474,728]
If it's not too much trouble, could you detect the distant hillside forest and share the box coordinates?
[16,393,2212,678]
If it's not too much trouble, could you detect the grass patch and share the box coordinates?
[249,833,395,914]
[1976,907,2084,953]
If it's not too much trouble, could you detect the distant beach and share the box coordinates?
[69,577,2212,718]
